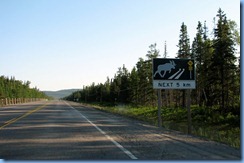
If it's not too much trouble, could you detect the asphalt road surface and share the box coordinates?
[0,100,241,160]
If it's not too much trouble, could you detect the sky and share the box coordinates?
[0,0,241,91]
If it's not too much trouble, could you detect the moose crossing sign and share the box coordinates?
[152,58,196,89]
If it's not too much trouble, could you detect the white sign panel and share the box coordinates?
[153,58,196,89]
[153,80,196,89]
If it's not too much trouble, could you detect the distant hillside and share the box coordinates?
[43,89,81,99]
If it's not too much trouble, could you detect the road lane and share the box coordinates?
[0,103,48,130]
[0,100,241,160]
[0,101,48,129]
[64,101,137,159]
[0,100,135,160]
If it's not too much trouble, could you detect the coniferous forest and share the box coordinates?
[0,76,49,100]
[65,9,240,113]
[64,9,240,148]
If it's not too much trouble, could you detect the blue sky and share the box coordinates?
[0,0,240,91]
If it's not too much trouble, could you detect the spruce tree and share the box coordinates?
[177,22,191,107]
[177,22,191,58]
[211,8,237,112]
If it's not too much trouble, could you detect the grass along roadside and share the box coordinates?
[80,102,240,149]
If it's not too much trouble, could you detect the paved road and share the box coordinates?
[0,100,241,160]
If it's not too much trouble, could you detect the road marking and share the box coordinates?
[0,103,48,130]
[168,68,182,79]
[65,101,138,160]
[174,68,185,79]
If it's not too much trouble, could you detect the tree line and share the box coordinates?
[64,9,240,114]
[0,76,49,99]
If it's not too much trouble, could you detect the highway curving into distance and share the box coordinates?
[0,100,240,160]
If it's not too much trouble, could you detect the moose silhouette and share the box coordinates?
[154,60,176,78]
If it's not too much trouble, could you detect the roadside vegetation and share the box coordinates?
[0,76,50,100]
[64,9,240,149]
[79,102,240,149]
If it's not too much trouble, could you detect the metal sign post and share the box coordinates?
[157,89,162,127]
[152,58,196,134]
[187,89,192,134]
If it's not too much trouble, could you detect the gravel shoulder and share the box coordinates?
[69,101,241,160]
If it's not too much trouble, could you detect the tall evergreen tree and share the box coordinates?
[128,67,139,105]
[211,8,237,112]
[191,21,205,105]
[177,22,191,107]
[146,43,160,106]
[177,22,191,58]
[201,24,214,106]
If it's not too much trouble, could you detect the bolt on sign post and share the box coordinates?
[152,58,196,133]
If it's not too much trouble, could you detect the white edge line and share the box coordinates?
[64,101,138,160]
[168,68,182,79]
[175,68,185,79]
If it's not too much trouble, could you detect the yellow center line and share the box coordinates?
[0,103,48,130]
